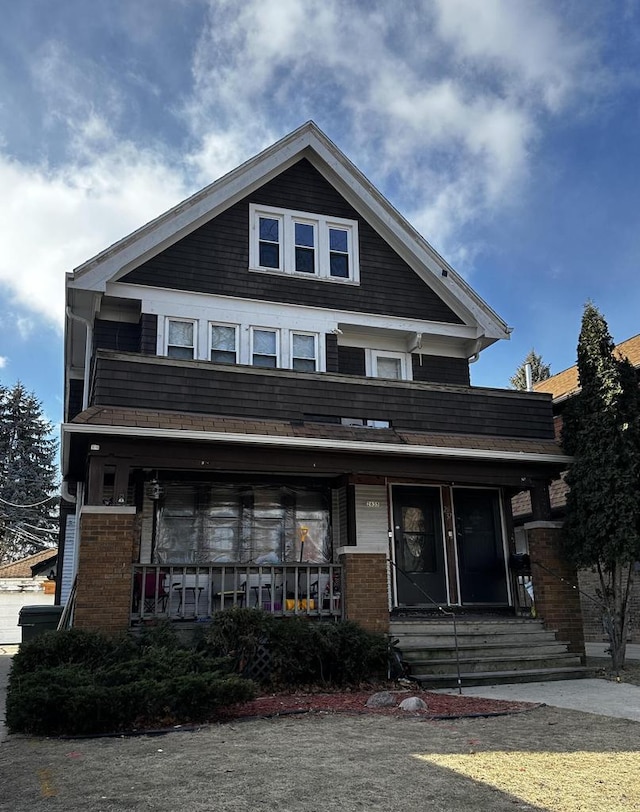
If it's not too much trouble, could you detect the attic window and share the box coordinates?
[250,204,359,283]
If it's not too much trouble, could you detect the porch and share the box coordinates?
[131,563,343,624]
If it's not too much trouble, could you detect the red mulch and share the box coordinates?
[216,688,538,722]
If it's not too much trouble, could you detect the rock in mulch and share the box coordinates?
[399,696,428,712]
[365,691,398,708]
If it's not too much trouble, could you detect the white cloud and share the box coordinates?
[432,0,589,111]
[0,355,7,369]
[0,137,191,329]
[0,0,602,331]
[184,0,595,259]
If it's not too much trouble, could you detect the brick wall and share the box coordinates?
[526,521,585,655]
[339,552,389,634]
[74,508,138,635]
[578,566,640,643]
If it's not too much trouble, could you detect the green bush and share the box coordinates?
[202,611,388,687]
[6,626,256,736]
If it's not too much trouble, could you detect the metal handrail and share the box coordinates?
[530,558,602,607]
[387,558,462,694]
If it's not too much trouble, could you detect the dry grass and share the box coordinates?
[587,656,640,685]
[417,751,640,812]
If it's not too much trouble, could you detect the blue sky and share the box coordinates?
[1,0,639,427]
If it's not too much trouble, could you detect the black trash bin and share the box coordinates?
[18,605,64,643]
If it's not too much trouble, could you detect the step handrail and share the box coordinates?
[387,558,462,694]
[530,559,602,607]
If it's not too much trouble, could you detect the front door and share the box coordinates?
[453,488,508,604]
[392,486,447,605]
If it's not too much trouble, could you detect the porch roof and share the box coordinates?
[66,405,569,465]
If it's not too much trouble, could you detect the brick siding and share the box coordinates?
[339,552,389,634]
[74,510,138,635]
[526,522,585,655]
[578,566,640,644]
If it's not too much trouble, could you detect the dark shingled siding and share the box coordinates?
[121,159,463,324]
[91,352,555,440]
[93,320,141,354]
[412,354,470,386]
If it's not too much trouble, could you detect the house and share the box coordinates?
[0,549,57,644]
[59,122,580,657]
[513,334,640,645]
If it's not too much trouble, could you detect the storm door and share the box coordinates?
[453,488,508,604]
[392,486,447,605]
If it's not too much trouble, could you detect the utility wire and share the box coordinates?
[0,494,60,509]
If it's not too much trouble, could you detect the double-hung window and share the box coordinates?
[250,204,359,283]
[210,323,238,364]
[252,328,279,368]
[166,318,196,360]
[294,220,316,274]
[258,215,282,270]
[291,332,317,372]
[328,226,350,278]
[368,350,410,381]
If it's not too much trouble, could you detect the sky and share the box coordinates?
[1,0,639,429]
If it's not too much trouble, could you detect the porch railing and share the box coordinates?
[131,564,343,623]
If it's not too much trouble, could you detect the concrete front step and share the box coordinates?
[405,653,582,675]
[390,619,547,635]
[414,666,593,689]
[402,642,571,661]
[392,631,558,647]
[390,617,586,686]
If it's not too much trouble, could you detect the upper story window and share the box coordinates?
[250,204,359,283]
[367,350,410,381]
[252,328,279,368]
[210,323,238,364]
[166,318,196,360]
[291,332,317,372]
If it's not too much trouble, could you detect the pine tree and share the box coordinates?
[510,349,551,390]
[0,382,59,564]
[562,303,640,671]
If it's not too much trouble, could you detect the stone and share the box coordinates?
[365,691,397,708]
[399,696,427,712]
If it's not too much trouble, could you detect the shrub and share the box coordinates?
[6,627,256,736]
[201,611,388,687]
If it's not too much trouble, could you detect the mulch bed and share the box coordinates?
[217,688,538,722]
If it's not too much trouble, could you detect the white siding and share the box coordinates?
[60,515,77,604]
[354,485,389,553]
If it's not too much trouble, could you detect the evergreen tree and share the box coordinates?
[0,382,59,564]
[510,349,551,390]
[562,303,640,671]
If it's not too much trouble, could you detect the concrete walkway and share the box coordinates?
[437,677,640,723]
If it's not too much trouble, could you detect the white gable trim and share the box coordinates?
[67,121,510,341]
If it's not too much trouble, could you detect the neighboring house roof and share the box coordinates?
[66,121,511,347]
[65,406,569,465]
[534,333,640,402]
[0,548,57,579]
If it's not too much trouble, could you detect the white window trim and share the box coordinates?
[249,203,359,283]
[165,316,197,359]
[250,326,280,368]
[366,349,412,381]
[290,331,319,372]
[209,322,239,364]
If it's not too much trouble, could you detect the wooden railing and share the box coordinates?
[131,563,343,623]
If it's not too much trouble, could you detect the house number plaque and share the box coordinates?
[366,500,381,508]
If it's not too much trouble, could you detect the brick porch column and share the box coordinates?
[338,550,389,635]
[74,507,138,635]
[526,520,585,656]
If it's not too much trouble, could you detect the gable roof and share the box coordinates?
[534,333,640,401]
[0,548,57,579]
[67,121,510,345]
